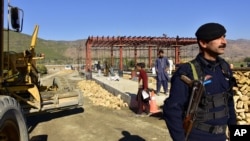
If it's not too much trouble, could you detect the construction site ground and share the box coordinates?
[28,68,172,141]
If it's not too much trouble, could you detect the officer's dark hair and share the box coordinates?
[158,49,164,54]
[136,62,145,68]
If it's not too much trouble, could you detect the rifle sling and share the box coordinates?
[188,62,198,80]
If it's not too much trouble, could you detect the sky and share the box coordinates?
[3,0,250,41]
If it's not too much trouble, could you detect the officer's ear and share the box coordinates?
[198,40,208,50]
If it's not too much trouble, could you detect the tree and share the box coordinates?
[243,57,250,62]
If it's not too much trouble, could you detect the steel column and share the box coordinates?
[174,45,181,65]
[111,46,114,67]
[119,46,123,70]
[148,46,152,68]
[134,47,137,66]
[85,40,92,71]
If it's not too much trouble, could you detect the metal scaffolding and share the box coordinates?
[85,36,197,71]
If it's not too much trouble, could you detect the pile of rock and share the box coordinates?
[122,74,131,80]
[77,80,128,110]
[233,71,250,125]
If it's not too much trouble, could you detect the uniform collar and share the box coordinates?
[196,53,224,70]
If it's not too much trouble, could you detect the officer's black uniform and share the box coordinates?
[163,53,236,141]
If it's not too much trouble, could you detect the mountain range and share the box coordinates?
[3,30,250,66]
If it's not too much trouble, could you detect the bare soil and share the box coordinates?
[28,69,172,141]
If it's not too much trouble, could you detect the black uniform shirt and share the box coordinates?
[163,53,236,141]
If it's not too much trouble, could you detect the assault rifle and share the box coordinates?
[180,75,205,141]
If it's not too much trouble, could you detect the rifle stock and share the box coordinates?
[183,116,194,141]
[180,75,204,141]
[180,75,193,87]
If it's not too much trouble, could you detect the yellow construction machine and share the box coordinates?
[4,24,83,113]
[0,1,83,140]
[3,24,83,114]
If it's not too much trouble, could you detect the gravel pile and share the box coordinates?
[77,80,128,110]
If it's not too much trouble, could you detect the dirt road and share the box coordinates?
[28,69,172,141]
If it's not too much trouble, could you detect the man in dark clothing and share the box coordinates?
[96,61,101,76]
[155,49,170,95]
[163,23,236,141]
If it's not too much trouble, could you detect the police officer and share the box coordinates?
[163,23,236,141]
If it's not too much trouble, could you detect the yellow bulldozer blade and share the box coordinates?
[30,25,39,49]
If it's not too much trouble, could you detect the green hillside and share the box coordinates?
[3,30,71,64]
[3,29,250,67]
